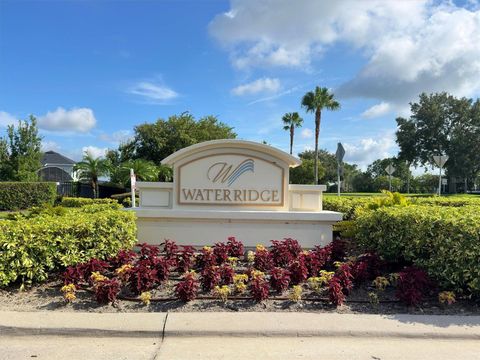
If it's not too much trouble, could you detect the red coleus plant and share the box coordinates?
[226,237,244,258]
[219,264,235,285]
[138,243,160,259]
[94,278,121,304]
[288,257,308,285]
[155,256,172,282]
[269,267,291,293]
[62,264,85,286]
[163,239,179,263]
[254,246,274,272]
[352,252,383,283]
[250,276,270,302]
[108,249,137,269]
[196,246,216,269]
[331,238,347,262]
[213,242,229,265]
[200,266,221,292]
[303,251,322,277]
[82,259,110,285]
[312,243,333,270]
[175,272,199,302]
[328,276,345,306]
[128,260,159,295]
[270,238,302,268]
[335,263,354,293]
[396,266,432,306]
[176,246,195,273]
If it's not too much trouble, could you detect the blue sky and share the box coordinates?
[1,0,479,169]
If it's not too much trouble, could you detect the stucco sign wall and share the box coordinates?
[177,154,284,206]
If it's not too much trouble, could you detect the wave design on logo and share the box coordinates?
[227,159,254,186]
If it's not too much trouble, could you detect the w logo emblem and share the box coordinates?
[207,159,255,186]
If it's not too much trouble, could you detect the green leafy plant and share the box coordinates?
[0,182,57,211]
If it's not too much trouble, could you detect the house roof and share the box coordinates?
[41,151,76,166]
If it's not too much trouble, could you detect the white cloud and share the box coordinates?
[128,81,178,103]
[343,133,397,169]
[300,128,313,139]
[210,1,480,104]
[231,77,281,96]
[0,111,18,127]
[99,130,132,144]
[361,102,391,119]
[82,146,107,159]
[41,140,61,152]
[38,107,96,133]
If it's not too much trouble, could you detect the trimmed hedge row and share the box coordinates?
[0,203,136,287]
[0,182,57,211]
[353,205,480,293]
[324,195,480,220]
[60,197,118,208]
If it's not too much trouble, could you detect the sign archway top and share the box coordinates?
[161,139,301,168]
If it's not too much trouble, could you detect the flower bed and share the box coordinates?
[59,238,461,309]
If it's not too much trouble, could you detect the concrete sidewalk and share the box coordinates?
[1,311,480,340]
[2,311,480,360]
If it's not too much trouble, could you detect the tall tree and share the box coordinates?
[282,112,303,155]
[0,116,42,181]
[74,152,110,198]
[121,113,236,164]
[301,87,340,184]
[396,93,480,192]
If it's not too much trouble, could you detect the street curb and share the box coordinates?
[1,311,480,340]
[0,326,161,338]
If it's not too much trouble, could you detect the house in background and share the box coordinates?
[39,151,77,182]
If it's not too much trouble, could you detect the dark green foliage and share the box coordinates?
[120,113,236,165]
[0,182,57,210]
[0,116,42,181]
[353,204,480,293]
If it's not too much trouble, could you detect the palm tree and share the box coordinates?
[74,152,110,198]
[301,86,340,184]
[282,112,303,155]
[119,159,159,187]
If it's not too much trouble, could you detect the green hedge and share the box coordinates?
[353,205,480,293]
[411,196,480,207]
[60,197,118,208]
[0,182,57,211]
[0,203,136,287]
[323,196,372,220]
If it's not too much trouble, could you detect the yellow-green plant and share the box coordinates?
[438,291,456,305]
[233,274,248,294]
[214,285,231,302]
[61,283,76,303]
[140,291,152,306]
[289,285,302,302]
[373,276,390,291]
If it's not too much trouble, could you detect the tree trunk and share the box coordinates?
[289,126,294,155]
[314,109,321,184]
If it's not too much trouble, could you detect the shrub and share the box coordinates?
[213,242,229,265]
[0,204,136,287]
[226,237,244,257]
[269,267,291,293]
[175,272,199,302]
[219,264,235,285]
[396,267,432,306]
[353,205,480,293]
[128,260,159,294]
[328,276,345,306]
[288,257,308,285]
[270,238,302,267]
[176,246,195,273]
[94,278,121,304]
[196,246,216,269]
[250,276,270,302]
[254,245,273,272]
[200,266,221,292]
[0,182,57,210]
[323,196,371,220]
[60,197,118,208]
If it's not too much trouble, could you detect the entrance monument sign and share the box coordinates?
[131,140,342,247]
